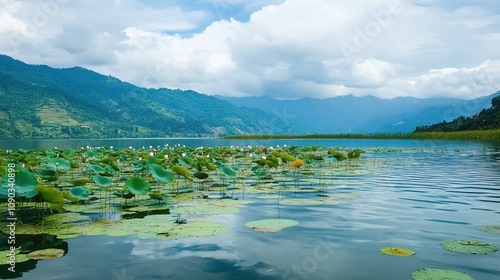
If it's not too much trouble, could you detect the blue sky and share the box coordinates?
[0,0,499,100]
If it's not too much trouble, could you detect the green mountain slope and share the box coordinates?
[0,55,290,139]
[414,96,500,132]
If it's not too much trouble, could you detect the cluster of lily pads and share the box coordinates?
[378,224,499,279]
[1,144,497,279]
[0,144,366,238]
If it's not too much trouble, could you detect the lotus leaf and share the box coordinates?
[245,219,299,233]
[171,166,192,179]
[93,175,113,187]
[67,186,92,200]
[47,158,71,171]
[149,164,174,183]
[125,177,150,196]
[68,178,90,186]
[411,268,474,280]
[291,159,304,168]
[87,164,106,174]
[441,239,498,254]
[193,172,209,180]
[476,225,500,235]
[27,248,65,260]
[38,168,57,178]
[2,169,38,196]
[155,218,228,239]
[36,185,65,212]
[0,249,30,265]
[379,247,415,256]
[149,193,169,201]
[219,164,238,177]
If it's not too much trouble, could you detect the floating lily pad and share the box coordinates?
[476,225,500,235]
[0,249,30,265]
[157,218,228,239]
[27,248,65,260]
[245,219,299,233]
[379,247,415,257]
[411,268,474,280]
[441,239,498,255]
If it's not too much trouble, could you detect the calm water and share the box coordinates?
[1,138,499,280]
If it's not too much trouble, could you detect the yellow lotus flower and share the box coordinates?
[291,159,304,168]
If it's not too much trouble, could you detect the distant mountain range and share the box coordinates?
[0,54,498,140]
[219,91,500,134]
[0,55,290,139]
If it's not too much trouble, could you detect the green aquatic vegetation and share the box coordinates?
[27,248,65,260]
[87,163,106,175]
[0,249,31,265]
[379,247,416,257]
[476,225,500,235]
[149,164,174,184]
[66,186,92,201]
[441,239,498,254]
[125,177,150,196]
[1,169,39,199]
[92,175,113,187]
[47,158,71,172]
[36,185,65,213]
[245,219,299,233]
[411,268,474,280]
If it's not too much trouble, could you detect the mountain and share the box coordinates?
[218,94,467,133]
[0,55,290,139]
[373,91,500,133]
[414,95,500,132]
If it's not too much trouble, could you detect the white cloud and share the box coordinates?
[0,0,499,99]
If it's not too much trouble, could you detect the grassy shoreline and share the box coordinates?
[224,129,500,140]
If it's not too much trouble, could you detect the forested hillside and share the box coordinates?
[0,55,290,139]
[415,96,500,132]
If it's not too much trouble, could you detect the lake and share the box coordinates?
[1,138,499,280]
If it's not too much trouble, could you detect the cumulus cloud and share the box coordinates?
[0,0,499,99]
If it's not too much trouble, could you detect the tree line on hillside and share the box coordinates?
[414,96,500,132]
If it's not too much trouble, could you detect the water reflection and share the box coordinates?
[0,234,68,278]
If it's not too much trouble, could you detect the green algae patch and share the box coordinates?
[245,219,299,233]
[476,225,500,235]
[44,212,91,224]
[411,268,474,280]
[0,249,30,265]
[379,247,415,257]
[441,239,498,255]
[27,248,65,260]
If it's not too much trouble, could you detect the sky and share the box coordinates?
[1,0,500,100]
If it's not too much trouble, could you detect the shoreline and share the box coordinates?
[223,130,500,140]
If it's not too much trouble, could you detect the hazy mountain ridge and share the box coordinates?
[218,94,486,134]
[0,55,290,139]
